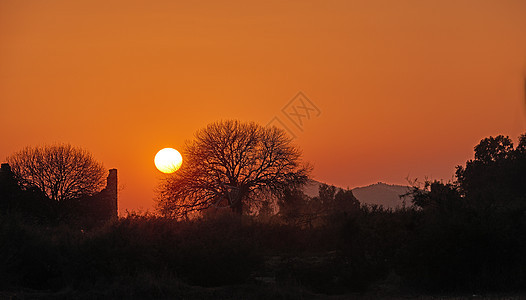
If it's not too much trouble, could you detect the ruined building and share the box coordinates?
[83,168,118,220]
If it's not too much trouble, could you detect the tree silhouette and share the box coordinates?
[455,134,526,210]
[277,187,313,226]
[278,183,360,227]
[409,180,463,213]
[156,120,311,218]
[405,134,526,213]
[472,135,514,163]
[7,144,106,202]
[310,183,360,218]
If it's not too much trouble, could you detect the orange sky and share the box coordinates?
[1,0,526,214]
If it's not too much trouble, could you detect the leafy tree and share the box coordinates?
[156,120,311,218]
[472,135,514,163]
[455,134,526,210]
[7,144,106,202]
[277,187,313,226]
[277,183,360,227]
[402,133,526,291]
[515,133,526,153]
[311,183,360,215]
[409,180,463,213]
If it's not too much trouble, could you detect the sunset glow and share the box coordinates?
[1,1,525,214]
[3,1,526,296]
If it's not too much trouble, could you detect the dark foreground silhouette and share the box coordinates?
[1,208,525,299]
[1,133,526,298]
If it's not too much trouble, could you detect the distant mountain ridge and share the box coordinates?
[352,182,411,209]
[303,180,411,209]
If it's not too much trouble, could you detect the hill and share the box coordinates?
[351,182,411,209]
[303,180,411,209]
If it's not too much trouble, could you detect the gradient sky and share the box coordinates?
[1,0,526,214]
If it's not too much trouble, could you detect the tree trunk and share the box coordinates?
[229,185,247,215]
[230,196,243,215]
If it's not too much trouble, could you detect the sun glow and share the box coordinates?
[154,148,183,174]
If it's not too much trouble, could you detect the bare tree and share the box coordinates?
[7,144,106,202]
[156,120,311,218]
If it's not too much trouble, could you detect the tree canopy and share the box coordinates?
[7,144,106,202]
[156,120,311,218]
[412,133,526,212]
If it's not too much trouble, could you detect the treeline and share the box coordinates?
[2,205,523,297]
[400,134,526,291]
[1,134,525,297]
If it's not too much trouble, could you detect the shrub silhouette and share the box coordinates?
[2,132,526,297]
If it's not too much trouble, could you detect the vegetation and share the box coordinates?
[1,132,526,298]
[156,120,310,218]
[7,144,106,202]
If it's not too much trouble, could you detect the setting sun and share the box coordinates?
[154,148,182,174]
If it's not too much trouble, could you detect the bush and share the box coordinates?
[2,202,526,296]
